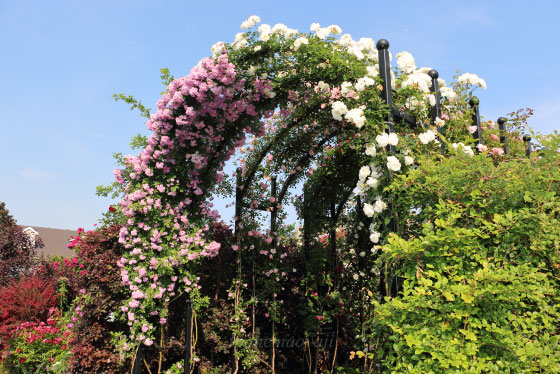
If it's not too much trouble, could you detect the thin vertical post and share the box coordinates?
[303,186,310,267]
[232,167,243,374]
[377,38,397,298]
[428,69,442,129]
[133,344,142,374]
[329,202,336,273]
[184,299,192,373]
[523,135,532,158]
[270,177,277,235]
[469,97,482,148]
[376,39,395,154]
[498,117,509,155]
[428,69,445,152]
[270,176,277,374]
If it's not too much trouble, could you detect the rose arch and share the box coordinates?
[113,16,515,373]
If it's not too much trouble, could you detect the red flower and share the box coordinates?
[19,357,26,363]
[316,316,323,320]
[108,206,116,212]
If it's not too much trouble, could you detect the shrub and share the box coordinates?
[0,274,57,352]
[0,202,41,286]
[367,148,560,373]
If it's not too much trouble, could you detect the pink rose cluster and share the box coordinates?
[115,53,278,344]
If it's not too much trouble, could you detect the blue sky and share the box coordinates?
[1,0,559,229]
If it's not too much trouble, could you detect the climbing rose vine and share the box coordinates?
[112,15,526,371]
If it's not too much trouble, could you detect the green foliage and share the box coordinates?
[111,93,151,119]
[368,147,560,373]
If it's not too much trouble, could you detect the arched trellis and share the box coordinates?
[116,22,537,372]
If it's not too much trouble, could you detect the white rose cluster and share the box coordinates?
[440,86,458,101]
[345,107,366,128]
[401,70,432,93]
[211,41,226,57]
[355,76,375,92]
[452,142,475,156]
[418,129,437,144]
[293,37,309,51]
[258,23,298,41]
[366,65,379,78]
[359,166,371,181]
[458,73,487,89]
[240,15,261,29]
[376,132,399,148]
[311,23,342,40]
[363,198,388,217]
[340,82,353,96]
[336,34,377,61]
[232,32,248,50]
[331,101,348,121]
[396,51,416,74]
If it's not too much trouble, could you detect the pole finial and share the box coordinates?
[497,117,507,126]
[428,69,439,79]
[376,39,389,50]
[469,96,479,107]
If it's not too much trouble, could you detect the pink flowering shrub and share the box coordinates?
[0,273,57,352]
[0,308,72,373]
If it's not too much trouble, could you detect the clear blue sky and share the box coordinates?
[1,0,559,229]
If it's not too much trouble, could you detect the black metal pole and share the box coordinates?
[469,97,482,149]
[270,177,277,235]
[523,135,532,158]
[376,39,398,298]
[133,344,142,374]
[428,70,442,128]
[498,117,508,155]
[184,299,192,373]
[376,39,396,153]
[428,69,445,152]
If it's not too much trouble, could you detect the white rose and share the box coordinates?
[365,144,376,156]
[316,27,330,39]
[369,231,380,243]
[363,203,375,218]
[340,82,353,95]
[366,177,378,187]
[435,117,445,127]
[373,197,387,213]
[418,129,436,144]
[386,155,401,172]
[240,15,261,29]
[328,24,342,35]
[458,72,487,89]
[396,51,416,73]
[359,166,371,181]
[376,132,389,147]
[404,156,414,166]
[387,132,399,146]
[293,37,309,51]
[331,101,348,121]
[344,108,366,128]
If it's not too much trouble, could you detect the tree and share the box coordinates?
[0,202,41,286]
